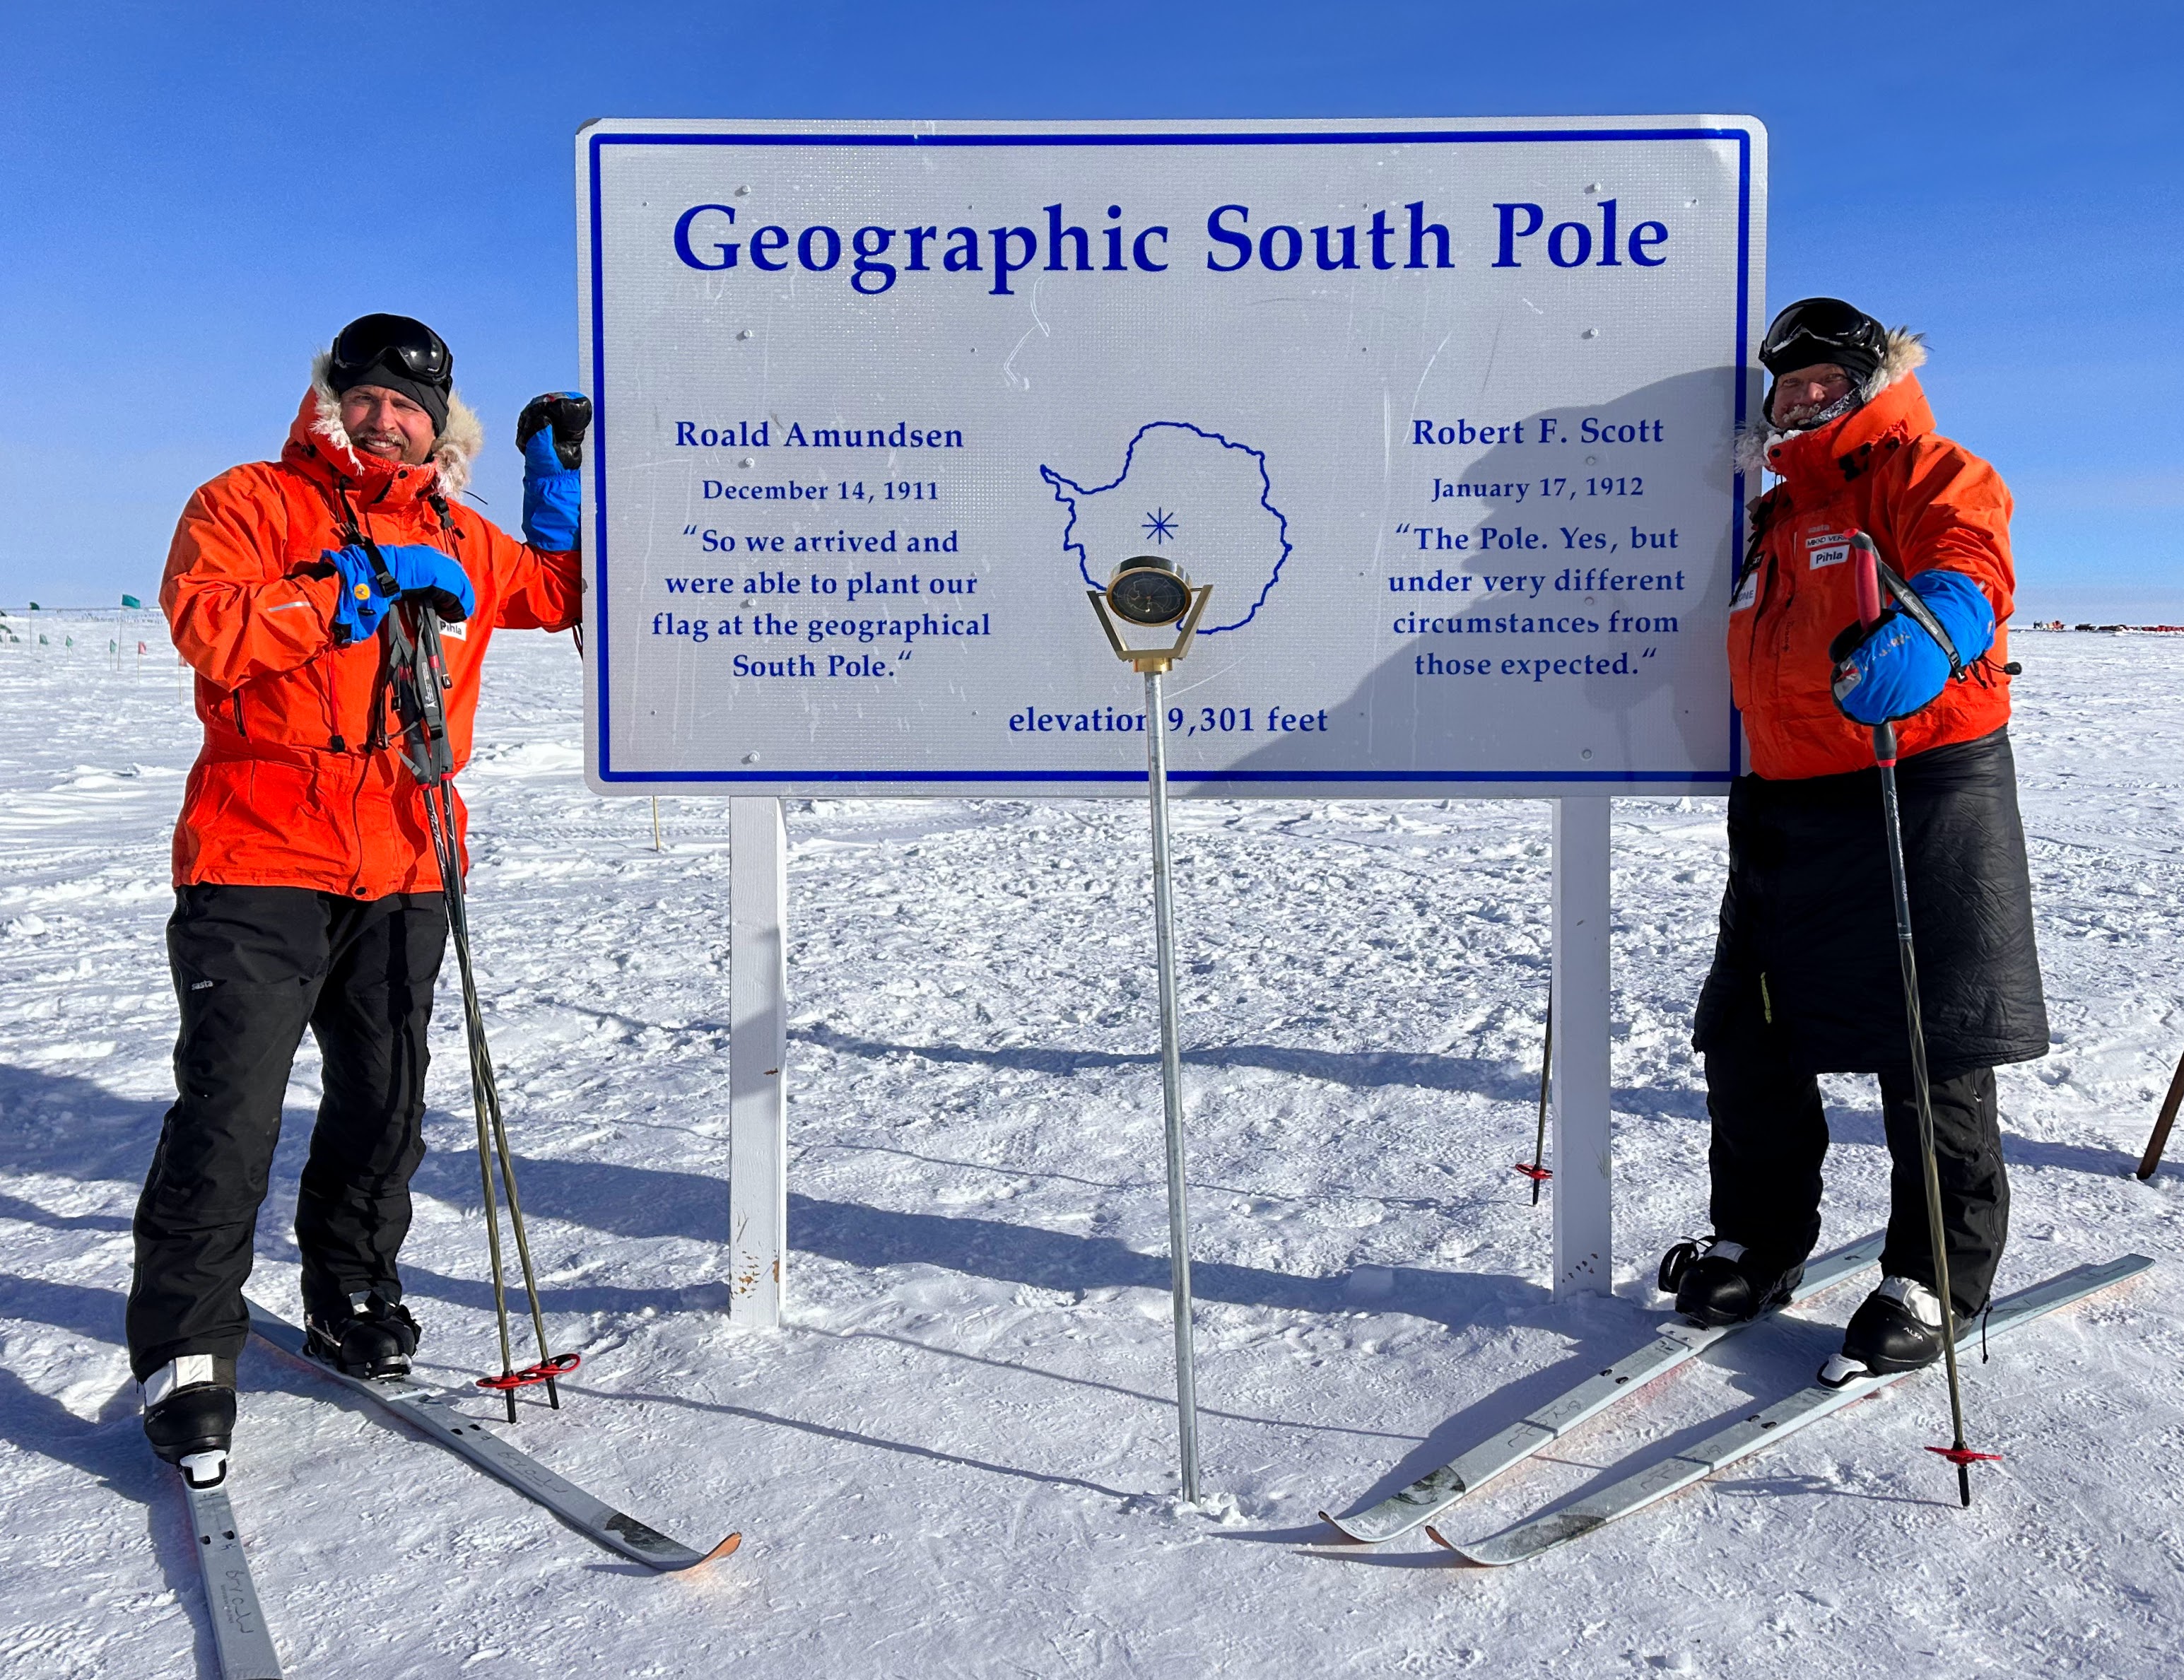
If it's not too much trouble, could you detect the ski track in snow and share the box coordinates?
[1,624,2179,1678]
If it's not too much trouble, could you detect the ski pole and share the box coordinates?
[426,776,519,1413]
[410,608,571,1417]
[379,585,577,1421]
[419,769,565,1419]
[1850,533,1989,1507]
[1515,991,1554,1202]
[2135,1042,2184,1180]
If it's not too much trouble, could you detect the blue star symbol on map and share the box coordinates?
[1040,421,1292,635]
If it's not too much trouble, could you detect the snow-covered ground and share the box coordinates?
[2,622,2180,1678]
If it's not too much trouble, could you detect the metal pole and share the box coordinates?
[419,765,518,1419]
[2135,1043,2184,1180]
[1877,741,1977,1506]
[387,597,570,1420]
[1527,992,1554,1204]
[1142,666,1201,1503]
[1850,534,1980,1505]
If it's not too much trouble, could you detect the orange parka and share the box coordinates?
[1730,338,2015,781]
[162,386,581,898]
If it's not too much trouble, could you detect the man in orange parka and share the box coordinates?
[129,314,585,1483]
[1662,300,2048,1385]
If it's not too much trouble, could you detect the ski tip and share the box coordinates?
[1316,1511,1366,1543]
[657,1530,741,1572]
[1421,1523,1503,1565]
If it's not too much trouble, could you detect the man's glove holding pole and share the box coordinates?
[517,392,591,553]
[1828,556,1995,726]
[325,541,476,645]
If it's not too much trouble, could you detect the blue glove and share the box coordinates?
[381,542,476,622]
[325,543,476,645]
[1830,570,1995,725]
[521,414,582,552]
[326,545,394,645]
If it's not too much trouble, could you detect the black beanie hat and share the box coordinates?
[326,314,453,435]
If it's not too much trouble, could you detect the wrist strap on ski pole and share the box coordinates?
[1850,531,1963,679]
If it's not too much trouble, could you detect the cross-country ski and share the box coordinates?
[178,1474,283,1679]
[1320,1231,1885,1544]
[1426,1254,2154,1566]
[248,1301,740,1573]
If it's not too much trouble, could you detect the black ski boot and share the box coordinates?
[305,1291,421,1379]
[1657,1237,1804,1328]
[1819,1276,1944,1386]
[142,1354,237,1488]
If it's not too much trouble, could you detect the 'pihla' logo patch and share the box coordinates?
[1807,532,1850,570]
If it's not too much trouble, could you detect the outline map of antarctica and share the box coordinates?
[1039,421,1292,633]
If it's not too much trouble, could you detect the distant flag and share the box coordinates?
[28,601,39,610]
[121,593,143,609]
[139,641,148,654]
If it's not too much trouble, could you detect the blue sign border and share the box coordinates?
[585,125,1755,789]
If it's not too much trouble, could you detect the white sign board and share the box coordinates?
[577,117,1766,797]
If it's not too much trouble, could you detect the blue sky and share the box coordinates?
[3,1,2178,616]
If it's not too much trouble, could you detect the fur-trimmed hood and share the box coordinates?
[307,350,484,495]
[1737,327,1927,477]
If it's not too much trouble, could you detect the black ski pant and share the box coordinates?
[128,885,447,1380]
[1703,1001,2009,1321]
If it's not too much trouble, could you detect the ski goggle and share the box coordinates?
[330,314,452,384]
[1759,298,1884,375]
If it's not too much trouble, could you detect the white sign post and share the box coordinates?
[727,797,787,1322]
[1553,796,1614,1296]
[577,116,1767,1315]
